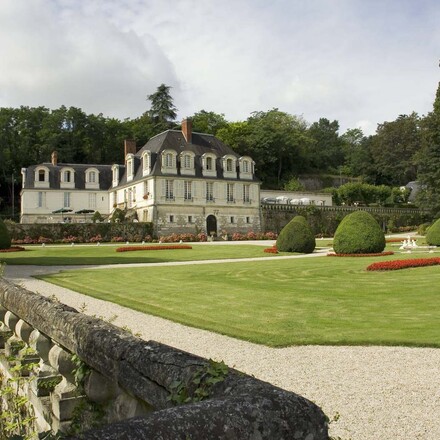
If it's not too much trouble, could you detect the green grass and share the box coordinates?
[0,243,286,265]
[37,251,440,347]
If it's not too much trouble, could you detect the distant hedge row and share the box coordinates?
[5,222,154,243]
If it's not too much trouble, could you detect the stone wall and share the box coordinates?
[0,279,329,439]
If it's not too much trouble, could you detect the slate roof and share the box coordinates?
[116,129,259,187]
[22,163,113,190]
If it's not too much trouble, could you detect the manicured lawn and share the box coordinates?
[38,252,440,347]
[0,243,286,265]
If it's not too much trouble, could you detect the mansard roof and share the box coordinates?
[115,129,258,187]
[22,163,113,190]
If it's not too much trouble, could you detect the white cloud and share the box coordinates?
[0,0,439,135]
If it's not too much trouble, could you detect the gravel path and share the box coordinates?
[3,261,440,440]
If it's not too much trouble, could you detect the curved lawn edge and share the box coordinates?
[327,251,394,257]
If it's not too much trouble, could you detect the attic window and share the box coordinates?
[165,153,173,167]
[206,157,213,170]
[38,170,45,182]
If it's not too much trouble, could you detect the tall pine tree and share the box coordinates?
[146,84,177,133]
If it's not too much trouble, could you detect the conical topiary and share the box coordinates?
[276,215,316,253]
[333,211,385,254]
[0,219,11,250]
[426,218,440,245]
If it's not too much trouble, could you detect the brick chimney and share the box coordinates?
[124,139,137,157]
[51,151,58,166]
[182,118,192,143]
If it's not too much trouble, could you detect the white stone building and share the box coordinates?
[20,120,261,236]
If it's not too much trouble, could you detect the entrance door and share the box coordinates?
[206,215,217,236]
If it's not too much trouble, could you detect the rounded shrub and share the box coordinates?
[276,216,316,253]
[0,219,12,250]
[333,211,385,254]
[426,218,440,245]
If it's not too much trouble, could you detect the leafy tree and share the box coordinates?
[370,113,421,185]
[417,82,440,215]
[307,118,344,171]
[191,110,228,135]
[146,83,177,131]
[283,176,304,191]
[0,218,11,249]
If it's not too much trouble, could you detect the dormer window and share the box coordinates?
[85,168,100,189]
[239,156,254,180]
[180,151,195,176]
[34,166,50,188]
[126,154,134,182]
[142,151,151,176]
[112,164,120,188]
[202,153,217,177]
[161,149,177,175]
[60,167,75,189]
[222,155,237,179]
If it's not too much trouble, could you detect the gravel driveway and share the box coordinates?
[3,262,440,440]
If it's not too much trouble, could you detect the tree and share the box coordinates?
[417,82,440,215]
[307,118,344,172]
[191,110,228,135]
[370,113,421,185]
[146,84,177,131]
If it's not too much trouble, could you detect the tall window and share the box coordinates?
[206,157,213,170]
[165,153,173,167]
[88,193,96,209]
[143,154,150,171]
[165,180,174,200]
[183,154,191,169]
[88,171,96,183]
[63,192,70,208]
[226,158,233,172]
[227,183,234,202]
[206,182,214,201]
[243,185,250,203]
[184,181,192,200]
[38,170,45,182]
[38,192,45,208]
[242,160,249,173]
[64,170,71,182]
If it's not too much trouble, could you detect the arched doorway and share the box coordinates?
[206,215,217,237]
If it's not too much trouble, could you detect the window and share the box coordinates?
[227,183,234,202]
[89,171,96,183]
[226,158,233,172]
[184,181,192,200]
[243,185,250,203]
[38,192,45,208]
[183,154,191,169]
[169,215,174,223]
[188,215,193,223]
[88,193,96,209]
[63,192,70,208]
[165,153,173,167]
[64,170,71,182]
[242,160,249,173]
[165,180,174,200]
[143,154,150,171]
[230,216,235,224]
[246,216,251,224]
[206,157,213,170]
[206,182,214,201]
[38,170,45,182]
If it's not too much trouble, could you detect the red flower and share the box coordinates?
[367,257,440,271]
[328,252,394,257]
[264,247,278,254]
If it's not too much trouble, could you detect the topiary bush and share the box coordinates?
[276,216,316,253]
[426,218,440,245]
[333,210,385,254]
[0,219,12,250]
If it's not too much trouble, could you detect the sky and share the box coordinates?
[0,0,439,135]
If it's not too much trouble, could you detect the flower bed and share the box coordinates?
[0,246,26,253]
[327,251,394,257]
[116,245,193,252]
[367,257,440,271]
[264,247,278,254]
[386,238,405,243]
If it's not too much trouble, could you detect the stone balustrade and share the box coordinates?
[0,278,329,439]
